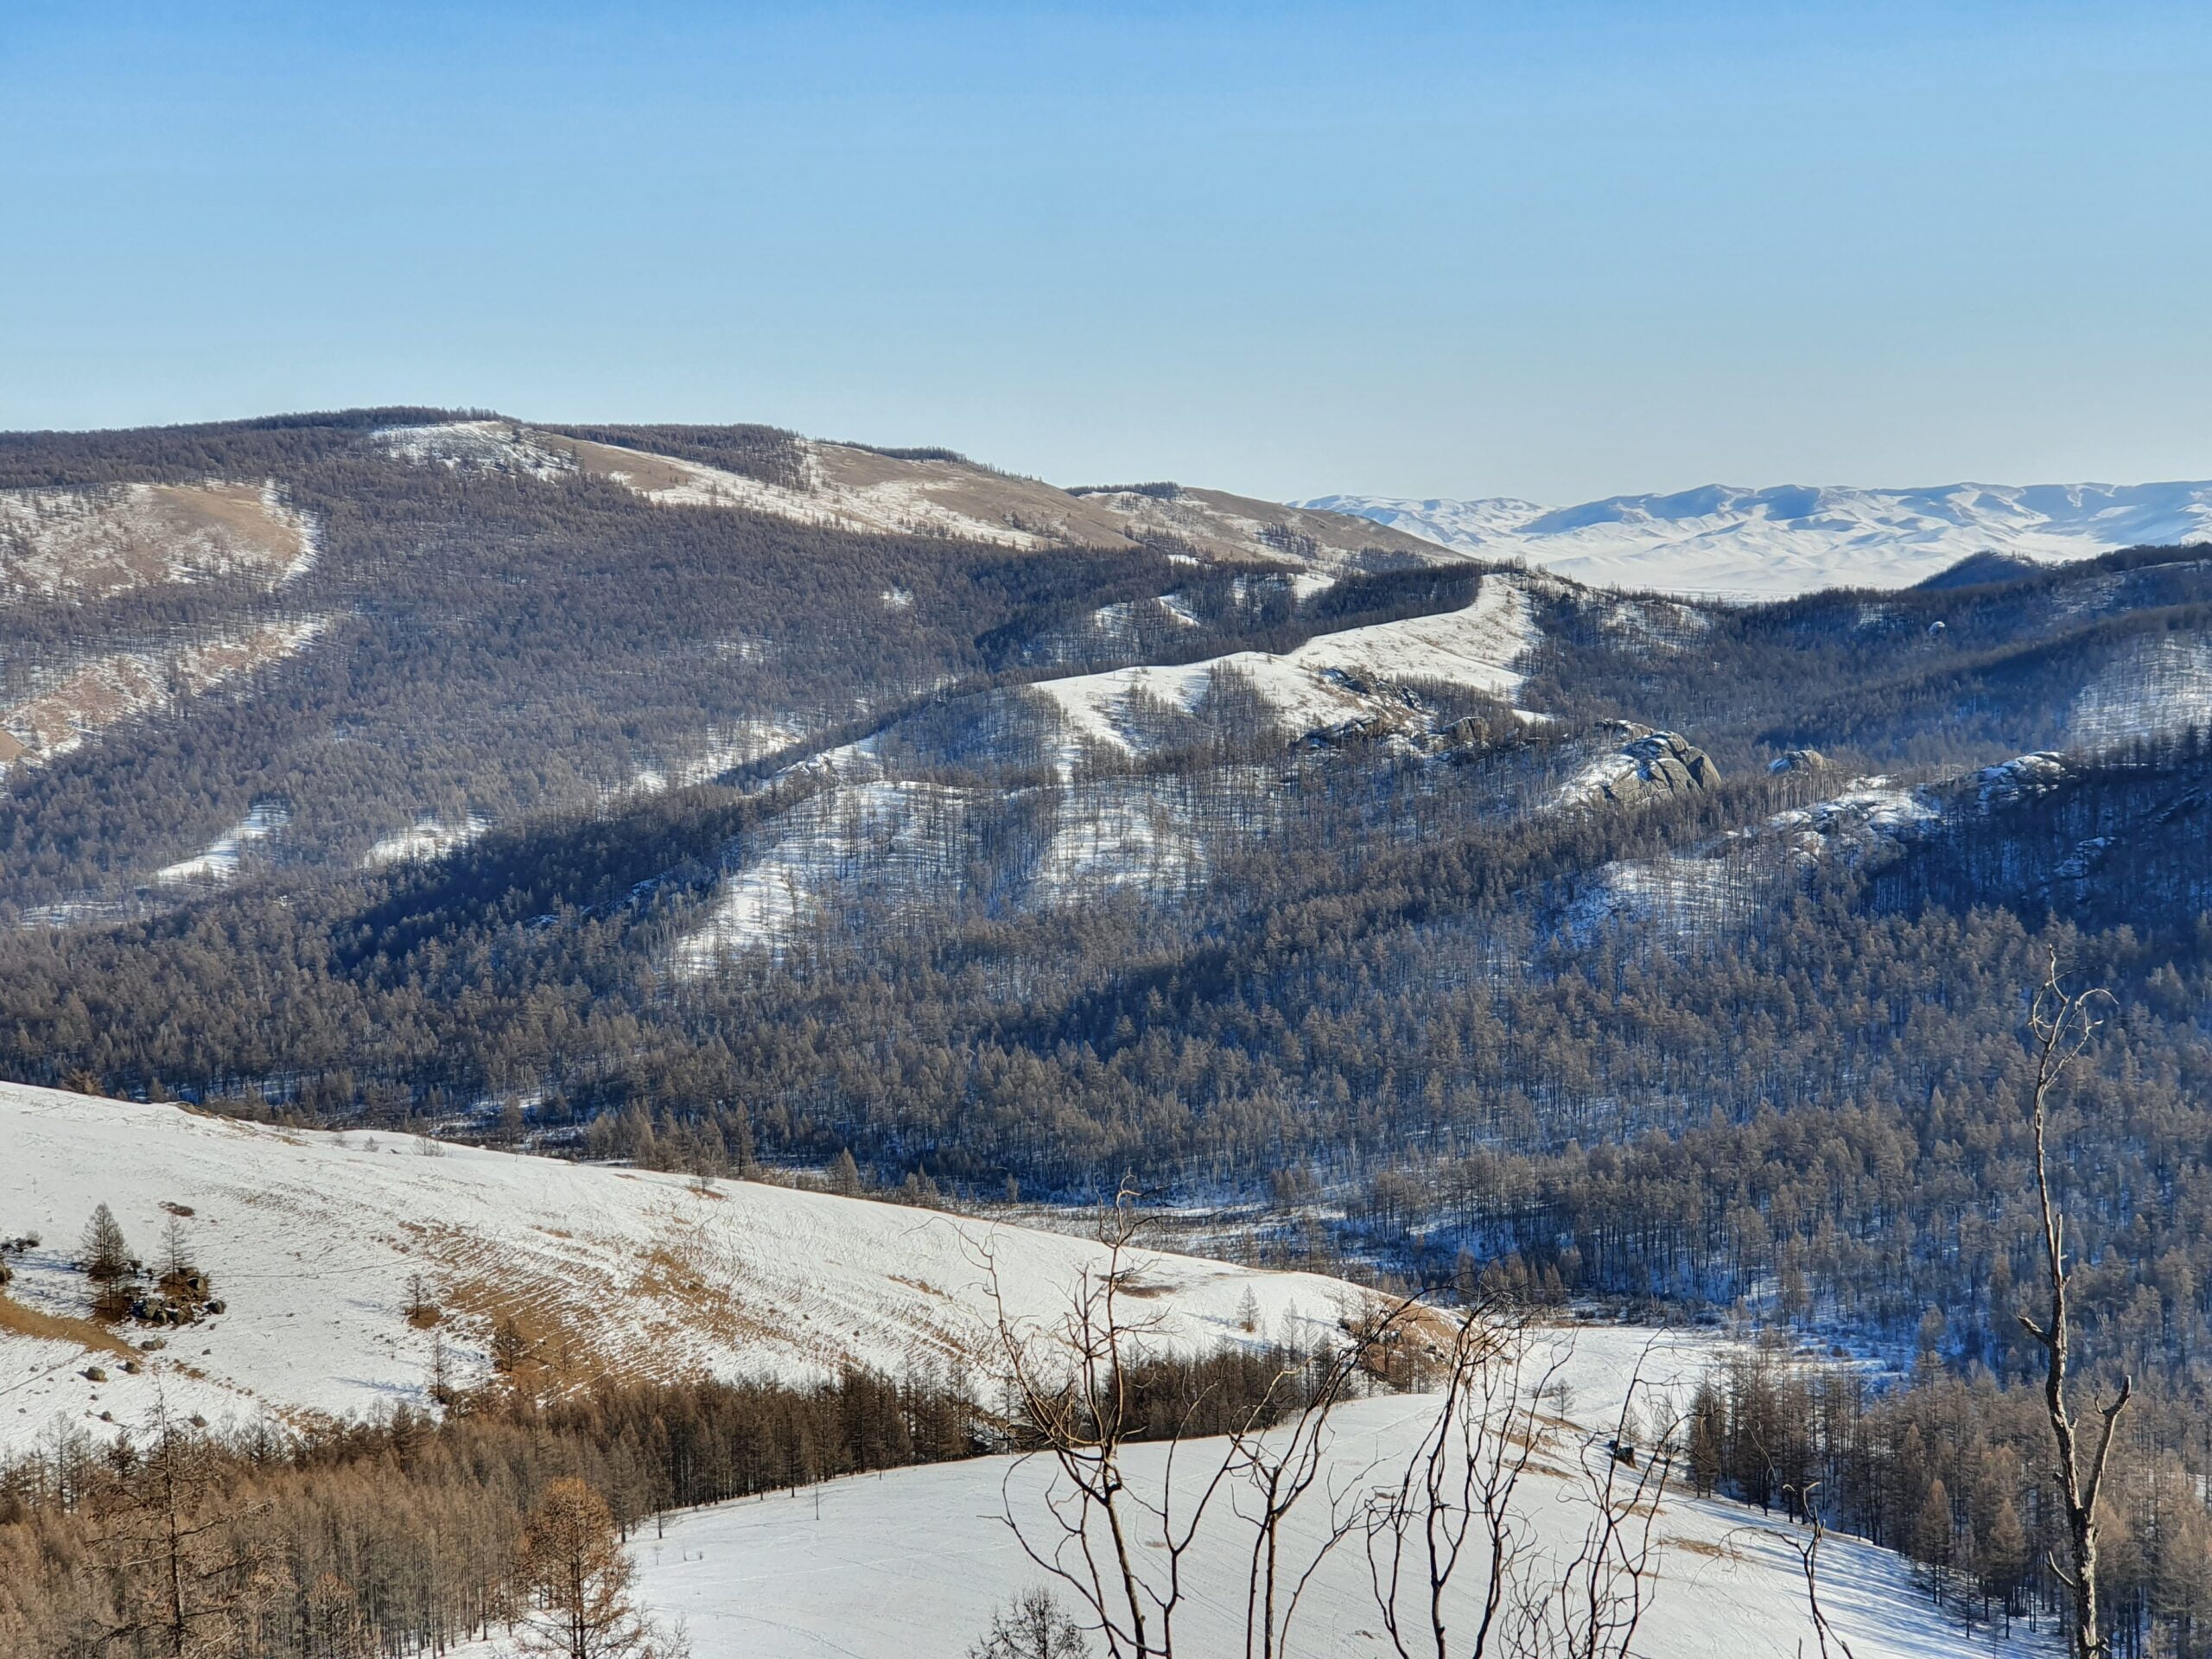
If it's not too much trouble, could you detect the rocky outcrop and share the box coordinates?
[1570,722,1721,806]
[1768,748,1829,774]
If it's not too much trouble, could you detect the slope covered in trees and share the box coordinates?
[6,414,2212,1441]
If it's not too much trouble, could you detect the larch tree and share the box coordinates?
[93,1395,281,1658]
[81,1202,131,1281]
[970,1587,1091,1659]
[514,1477,684,1659]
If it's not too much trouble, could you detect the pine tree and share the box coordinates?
[158,1217,195,1285]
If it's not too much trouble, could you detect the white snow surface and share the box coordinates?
[615,721,804,799]
[0,1085,1372,1458]
[375,422,1447,569]
[1564,779,1939,939]
[1304,480,2212,599]
[2067,632,2212,744]
[461,1322,2038,1659]
[1974,752,2072,809]
[375,421,1064,550]
[155,802,289,885]
[364,813,493,868]
[1030,574,1535,762]
[675,764,1205,967]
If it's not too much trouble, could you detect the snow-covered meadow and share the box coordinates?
[0,1084,1368,1459]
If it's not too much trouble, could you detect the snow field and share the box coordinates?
[0,1085,1368,1459]
[675,770,1205,966]
[364,813,494,868]
[156,801,290,885]
[461,1323,2040,1659]
[374,422,1451,571]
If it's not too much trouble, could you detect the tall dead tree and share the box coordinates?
[1230,1296,1422,1659]
[2019,950,2130,1659]
[983,1189,1224,1659]
[982,1189,1413,1659]
[1362,1311,1674,1659]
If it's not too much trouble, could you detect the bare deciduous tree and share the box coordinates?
[1777,1480,1858,1659]
[93,1392,283,1658]
[1363,1312,1674,1659]
[983,1188,1241,1659]
[970,1586,1092,1659]
[1229,1296,1423,1659]
[2019,950,2131,1659]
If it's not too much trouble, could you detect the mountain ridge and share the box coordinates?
[1302,478,2212,597]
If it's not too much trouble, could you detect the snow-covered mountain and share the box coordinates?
[1301,480,2212,598]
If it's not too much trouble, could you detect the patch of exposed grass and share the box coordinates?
[0,1291,134,1357]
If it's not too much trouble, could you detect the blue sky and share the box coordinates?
[4,2,2209,501]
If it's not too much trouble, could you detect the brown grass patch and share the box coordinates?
[1662,1534,1738,1561]
[442,1269,622,1396]
[1111,1274,1176,1300]
[558,436,704,496]
[149,483,302,565]
[0,1292,134,1358]
[628,1234,786,1354]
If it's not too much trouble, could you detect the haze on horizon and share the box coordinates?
[5,0,2209,505]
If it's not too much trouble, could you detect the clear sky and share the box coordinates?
[5,2,2209,503]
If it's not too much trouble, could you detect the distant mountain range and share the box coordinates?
[1300,480,2212,597]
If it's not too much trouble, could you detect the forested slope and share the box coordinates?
[5,412,2212,1396]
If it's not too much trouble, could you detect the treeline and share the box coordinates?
[0,1339,1337,1658]
[1689,1347,2212,1658]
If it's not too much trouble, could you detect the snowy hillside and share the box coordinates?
[1031,571,1537,764]
[671,572,1544,965]
[0,1085,1370,1456]
[0,479,316,605]
[1304,480,2212,597]
[0,616,325,778]
[379,419,1449,572]
[461,1323,2039,1659]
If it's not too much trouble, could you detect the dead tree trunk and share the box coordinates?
[2018,950,2130,1659]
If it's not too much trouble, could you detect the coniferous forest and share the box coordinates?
[8,412,2212,1654]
